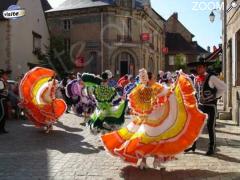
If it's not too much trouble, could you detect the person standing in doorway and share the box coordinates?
[0,69,11,134]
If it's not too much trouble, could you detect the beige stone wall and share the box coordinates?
[47,7,165,77]
[9,0,50,79]
[0,21,8,70]
[225,0,240,121]
[232,87,240,124]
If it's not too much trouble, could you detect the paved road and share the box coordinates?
[0,113,240,180]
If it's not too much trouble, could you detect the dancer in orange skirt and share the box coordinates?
[19,67,67,133]
[101,69,207,169]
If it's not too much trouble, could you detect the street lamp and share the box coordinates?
[209,0,239,22]
[209,11,216,23]
[231,0,238,8]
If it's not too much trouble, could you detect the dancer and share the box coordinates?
[19,67,67,133]
[186,57,227,155]
[60,72,75,113]
[101,68,207,169]
[105,70,117,88]
[81,72,127,134]
[65,77,96,125]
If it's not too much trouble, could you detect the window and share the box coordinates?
[121,0,132,8]
[181,55,187,65]
[32,31,42,54]
[150,29,154,49]
[88,52,98,74]
[119,18,132,41]
[64,39,71,53]
[169,56,175,65]
[122,18,131,37]
[157,36,160,52]
[63,19,71,31]
[127,18,132,38]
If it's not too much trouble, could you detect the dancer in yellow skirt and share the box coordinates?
[101,69,207,169]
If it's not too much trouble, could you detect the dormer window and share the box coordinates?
[118,0,132,8]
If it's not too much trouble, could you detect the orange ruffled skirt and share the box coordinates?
[19,67,66,127]
[101,74,207,164]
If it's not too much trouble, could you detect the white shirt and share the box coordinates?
[0,80,4,90]
[208,75,227,98]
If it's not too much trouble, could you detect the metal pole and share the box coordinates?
[101,12,104,73]
[223,0,228,111]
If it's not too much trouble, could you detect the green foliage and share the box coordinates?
[38,37,74,78]
[212,58,222,73]
[175,54,187,71]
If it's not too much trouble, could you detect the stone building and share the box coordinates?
[46,0,165,77]
[223,0,240,124]
[165,13,208,72]
[0,0,51,79]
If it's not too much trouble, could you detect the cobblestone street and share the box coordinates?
[0,114,240,180]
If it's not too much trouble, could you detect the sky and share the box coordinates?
[48,0,222,51]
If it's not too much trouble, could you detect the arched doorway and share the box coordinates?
[116,52,135,76]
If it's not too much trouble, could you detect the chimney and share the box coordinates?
[207,46,211,52]
[192,41,197,47]
[172,12,178,19]
[143,0,151,10]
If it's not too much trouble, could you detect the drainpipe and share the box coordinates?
[237,91,240,126]
[101,12,104,73]
[223,0,228,111]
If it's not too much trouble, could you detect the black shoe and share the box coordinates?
[184,147,196,153]
[2,130,9,134]
[0,130,9,134]
[184,144,196,153]
[206,148,215,156]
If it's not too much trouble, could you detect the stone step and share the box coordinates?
[219,111,232,120]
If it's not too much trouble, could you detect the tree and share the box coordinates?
[212,58,222,74]
[175,53,187,71]
[38,37,74,78]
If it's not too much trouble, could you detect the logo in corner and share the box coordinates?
[3,5,25,19]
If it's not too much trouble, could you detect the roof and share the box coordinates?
[151,8,166,22]
[0,0,19,20]
[195,43,209,54]
[167,13,194,38]
[40,0,52,11]
[46,0,148,13]
[166,33,196,53]
[166,33,207,54]
[46,0,115,12]
[206,47,222,61]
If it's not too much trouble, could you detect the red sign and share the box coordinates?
[141,33,150,41]
[162,47,169,55]
[75,56,85,68]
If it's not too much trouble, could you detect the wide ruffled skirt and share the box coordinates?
[19,67,66,127]
[101,74,207,164]
[89,100,127,130]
